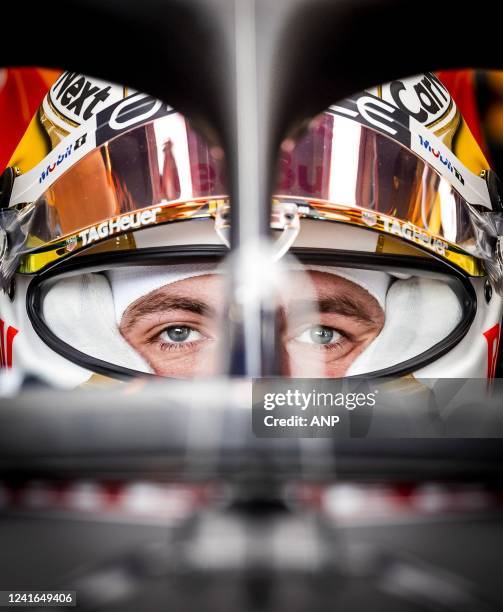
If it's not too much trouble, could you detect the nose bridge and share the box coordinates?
[280,345,292,378]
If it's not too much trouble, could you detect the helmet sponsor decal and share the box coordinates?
[379,215,448,256]
[417,133,464,185]
[330,87,491,210]
[377,73,455,133]
[9,123,94,205]
[483,323,501,379]
[38,133,88,185]
[43,72,126,131]
[95,93,173,146]
[329,92,411,147]
[9,94,174,206]
[411,120,491,209]
[362,210,378,227]
[65,236,78,253]
[78,206,163,247]
[0,318,18,369]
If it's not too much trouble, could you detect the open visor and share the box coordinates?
[27,248,476,379]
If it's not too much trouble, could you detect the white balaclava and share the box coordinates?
[107,264,391,325]
[347,276,463,375]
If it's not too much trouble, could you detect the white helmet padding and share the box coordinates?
[42,274,152,373]
[347,277,463,375]
[108,263,220,325]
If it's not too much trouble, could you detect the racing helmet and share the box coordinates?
[0,68,502,385]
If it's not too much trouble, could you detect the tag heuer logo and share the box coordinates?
[362,211,378,227]
[65,236,78,252]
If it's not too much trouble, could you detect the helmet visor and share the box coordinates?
[11,112,227,273]
[274,113,490,275]
[6,111,489,279]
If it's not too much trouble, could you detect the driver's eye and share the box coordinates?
[295,325,342,345]
[161,326,203,344]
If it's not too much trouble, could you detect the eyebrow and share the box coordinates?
[287,295,377,324]
[121,294,215,330]
[121,291,378,331]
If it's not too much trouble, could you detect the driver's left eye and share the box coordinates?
[295,325,342,345]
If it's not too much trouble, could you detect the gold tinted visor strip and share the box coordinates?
[19,194,485,278]
[275,195,486,277]
[18,197,228,274]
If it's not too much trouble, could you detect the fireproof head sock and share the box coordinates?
[108,263,219,325]
[346,276,463,376]
[42,273,152,373]
[107,264,391,325]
